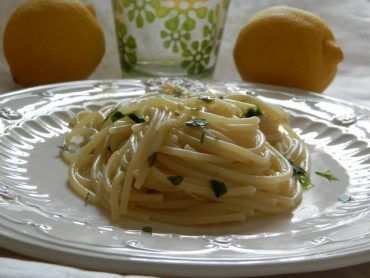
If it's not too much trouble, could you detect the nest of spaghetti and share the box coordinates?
[60,87,310,226]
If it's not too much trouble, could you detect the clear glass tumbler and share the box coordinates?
[112,0,229,78]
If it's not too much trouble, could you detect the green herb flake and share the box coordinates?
[111,110,125,123]
[337,194,353,203]
[167,175,184,186]
[315,170,339,181]
[57,144,70,152]
[185,118,208,128]
[218,95,224,99]
[289,159,312,189]
[141,226,153,233]
[297,175,312,189]
[210,179,228,198]
[244,106,262,118]
[290,160,306,176]
[245,89,256,96]
[103,107,118,123]
[128,113,145,123]
[199,95,214,103]
[84,192,91,202]
[200,129,206,143]
[148,152,158,167]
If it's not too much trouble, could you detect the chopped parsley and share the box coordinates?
[111,110,125,123]
[218,95,224,99]
[103,107,119,123]
[57,144,70,152]
[104,109,145,124]
[200,129,206,143]
[141,226,153,233]
[245,89,256,96]
[245,106,262,118]
[148,152,158,167]
[296,174,312,189]
[185,119,207,143]
[290,160,305,176]
[337,194,353,203]
[210,179,227,198]
[199,95,214,103]
[315,170,339,181]
[128,113,145,123]
[185,119,208,128]
[84,192,91,202]
[167,175,184,186]
[289,159,312,189]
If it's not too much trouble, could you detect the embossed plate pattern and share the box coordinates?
[0,79,369,277]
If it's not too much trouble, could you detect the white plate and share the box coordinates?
[0,79,370,277]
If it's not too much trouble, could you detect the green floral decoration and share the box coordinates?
[156,0,208,32]
[122,0,161,28]
[160,29,190,53]
[203,4,220,40]
[181,40,212,75]
[113,0,229,75]
[203,3,225,55]
[179,3,226,75]
[114,19,137,72]
[112,0,124,14]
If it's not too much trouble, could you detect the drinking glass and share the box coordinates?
[112,0,229,77]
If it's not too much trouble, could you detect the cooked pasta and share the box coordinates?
[59,86,310,226]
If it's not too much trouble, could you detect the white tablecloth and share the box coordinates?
[0,1,369,277]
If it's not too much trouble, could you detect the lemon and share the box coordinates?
[233,6,343,93]
[3,0,105,87]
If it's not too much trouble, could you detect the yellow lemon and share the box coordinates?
[3,0,105,87]
[233,6,343,93]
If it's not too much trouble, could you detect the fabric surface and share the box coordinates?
[0,0,369,277]
[0,258,154,278]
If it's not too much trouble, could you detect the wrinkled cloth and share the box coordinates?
[0,0,369,277]
[0,258,154,278]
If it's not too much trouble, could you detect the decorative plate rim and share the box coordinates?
[0,79,369,277]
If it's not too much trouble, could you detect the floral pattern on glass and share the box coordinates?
[112,0,229,76]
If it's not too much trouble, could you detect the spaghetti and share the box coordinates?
[60,86,310,225]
